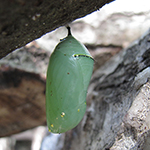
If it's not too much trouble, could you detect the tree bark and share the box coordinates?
[0,0,113,59]
[0,44,48,137]
[62,29,150,150]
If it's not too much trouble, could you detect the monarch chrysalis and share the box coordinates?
[46,27,94,133]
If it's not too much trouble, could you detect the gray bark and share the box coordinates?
[0,0,113,59]
[62,29,150,150]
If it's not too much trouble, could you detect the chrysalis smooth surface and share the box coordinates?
[46,27,94,133]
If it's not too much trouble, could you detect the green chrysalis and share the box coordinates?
[46,27,94,133]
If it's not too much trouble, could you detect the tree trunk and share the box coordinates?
[62,29,150,150]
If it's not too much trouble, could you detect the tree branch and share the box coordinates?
[0,0,114,58]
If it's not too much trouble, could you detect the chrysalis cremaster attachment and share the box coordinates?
[46,26,94,133]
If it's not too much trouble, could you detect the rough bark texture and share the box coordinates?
[0,0,113,59]
[61,29,150,150]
